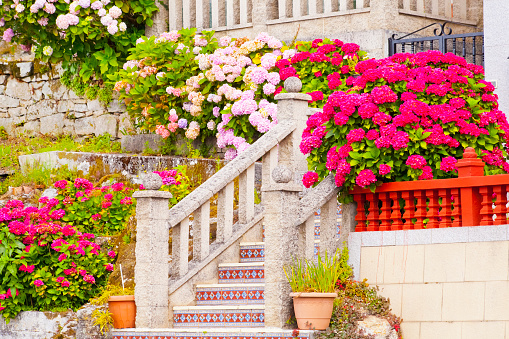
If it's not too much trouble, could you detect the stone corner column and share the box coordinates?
[263,77,311,328]
[132,174,172,328]
[145,0,169,37]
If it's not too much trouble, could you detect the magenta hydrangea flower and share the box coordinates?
[406,155,427,169]
[440,156,458,172]
[419,166,434,180]
[379,164,391,175]
[356,169,377,188]
[302,171,319,188]
[346,128,366,143]
[33,280,44,287]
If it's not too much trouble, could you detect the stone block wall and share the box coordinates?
[0,61,130,138]
[349,225,509,339]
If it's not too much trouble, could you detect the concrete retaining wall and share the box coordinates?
[349,225,509,339]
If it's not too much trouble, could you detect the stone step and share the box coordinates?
[112,327,316,339]
[196,283,265,305]
[173,305,265,328]
[218,263,264,284]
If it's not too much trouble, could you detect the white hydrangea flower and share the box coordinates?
[100,14,113,26]
[118,22,126,32]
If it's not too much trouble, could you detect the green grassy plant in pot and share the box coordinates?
[284,247,352,330]
[91,270,136,329]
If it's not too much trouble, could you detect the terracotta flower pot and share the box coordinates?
[108,295,136,329]
[290,292,337,330]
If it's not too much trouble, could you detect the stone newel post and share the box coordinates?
[132,173,172,328]
[262,77,311,328]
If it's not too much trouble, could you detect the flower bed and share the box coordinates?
[300,51,509,201]
[113,31,365,160]
[0,200,114,321]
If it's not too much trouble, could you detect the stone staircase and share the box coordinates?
[111,79,351,339]
[173,243,266,328]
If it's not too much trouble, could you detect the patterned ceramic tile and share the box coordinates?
[218,266,264,283]
[173,308,264,328]
[196,286,264,305]
[239,244,265,263]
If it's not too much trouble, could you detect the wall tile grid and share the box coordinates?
[349,224,509,339]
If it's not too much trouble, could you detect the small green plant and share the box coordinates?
[90,285,135,306]
[284,246,352,293]
[0,126,8,140]
[91,308,114,335]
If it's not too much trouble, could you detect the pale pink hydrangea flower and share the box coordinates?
[78,0,90,8]
[109,5,121,18]
[100,14,113,26]
[37,17,48,26]
[91,1,102,9]
[219,36,231,47]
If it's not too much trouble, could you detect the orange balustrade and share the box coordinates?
[350,148,509,231]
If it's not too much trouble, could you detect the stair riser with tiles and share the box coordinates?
[173,308,265,327]
[218,264,264,284]
[112,330,315,339]
[196,285,264,305]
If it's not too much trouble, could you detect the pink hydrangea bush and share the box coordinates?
[221,38,365,159]
[113,30,284,159]
[301,51,509,200]
[0,0,158,90]
[0,200,114,321]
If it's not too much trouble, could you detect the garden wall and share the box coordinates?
[0,60,130,138]
[348,225,509,339]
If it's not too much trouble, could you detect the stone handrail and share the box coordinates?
[167,119,296,229]
[132,77,312,329]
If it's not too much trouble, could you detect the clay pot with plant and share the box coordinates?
[284,247,352,330]
[91,267,136,330]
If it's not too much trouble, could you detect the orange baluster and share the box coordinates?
[366,193,379,231]
[414,190,426,229]
[479,186,493,226]
[354,194,367,231]
[401,191,414,230]
[451,188,461,227]
[379,192,391,231]
[390,192,403,230]
[438,189,452,228]
[426,189,439,229]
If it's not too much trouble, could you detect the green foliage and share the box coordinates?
[112,28,219,138]
[284,247,352,293]
[91,308,114,335]
[0,0,159,101]
[0,127,8,141]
